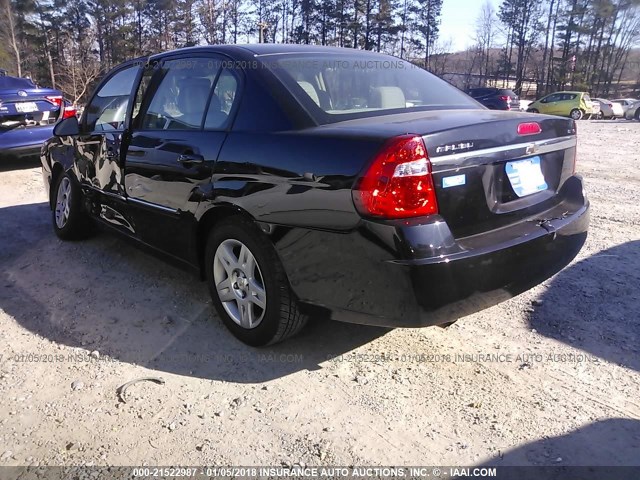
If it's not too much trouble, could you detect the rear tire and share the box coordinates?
[51,172,90,240]
[204,217,307,346]
[528,108,539,114]
[570,108,584,120]
[635,109,640,121]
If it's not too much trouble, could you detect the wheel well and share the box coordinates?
[49,163,64,210]
[195,205,255,279]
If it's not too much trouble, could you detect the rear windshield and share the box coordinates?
[0,76,36,90]
[499,89,518,97]
[264,53,479,123]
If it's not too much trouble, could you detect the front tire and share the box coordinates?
[528,108,539,114]
[205,218,307,346]
[570,108,584,120]
[52,172,89,240]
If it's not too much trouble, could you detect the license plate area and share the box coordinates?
[15,102,39,113]
[505,156,548,197]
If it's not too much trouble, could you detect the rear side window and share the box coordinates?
[141,58,221,130]
[205,69,239,130]
[84,66,139,132]
[266,54,478,124]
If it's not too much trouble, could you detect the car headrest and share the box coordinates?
[297,81,320,106]
[177,78,211,114]
[208,92,221,113]
[370,86,406,109]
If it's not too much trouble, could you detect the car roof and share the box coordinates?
[147,43,389,61]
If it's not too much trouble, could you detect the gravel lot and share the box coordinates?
[0,120,639,469]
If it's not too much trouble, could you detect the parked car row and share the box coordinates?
[0,73,76,161]
[524,91,639,121]
[466,85,639,122]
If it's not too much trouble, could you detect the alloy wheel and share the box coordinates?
[213,239,267,329]
[55,177,71,229]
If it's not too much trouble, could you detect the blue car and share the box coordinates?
[0,72,75,161]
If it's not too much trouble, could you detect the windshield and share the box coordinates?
[264,53,479,124]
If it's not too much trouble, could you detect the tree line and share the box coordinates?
[0,0,638,103]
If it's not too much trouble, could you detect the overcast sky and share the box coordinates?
[439,0,502,52]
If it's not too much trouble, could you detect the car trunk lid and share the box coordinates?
[328,109,578,239]
[422,112,577,238]
[0,81,62,129]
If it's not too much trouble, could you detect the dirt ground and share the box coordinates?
[0,120,639,469]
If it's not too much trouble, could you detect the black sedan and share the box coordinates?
[41,45,589,346]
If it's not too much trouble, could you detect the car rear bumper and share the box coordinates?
[285,177,589,328]
[0,125,54,160]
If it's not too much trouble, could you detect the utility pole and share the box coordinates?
[258,21,269,43]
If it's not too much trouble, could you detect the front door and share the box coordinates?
[75,65,141,199]
[124,56,242,261]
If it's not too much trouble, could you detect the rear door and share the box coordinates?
[124,54,241,260]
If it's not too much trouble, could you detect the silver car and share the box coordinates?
[612,98,639,116]
[593,98,624,119]
[624,100,640,121]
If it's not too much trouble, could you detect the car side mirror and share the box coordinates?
[53,116,80,137]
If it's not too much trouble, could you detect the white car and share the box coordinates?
[589,100,601,119]
[519,99,532,112]
[611,98,639,115]
[593,98,624,119]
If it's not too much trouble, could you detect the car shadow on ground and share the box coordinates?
[0,156,41,172]
[474,418,640,478]
[527,240,640,372]
[0,202,390,383]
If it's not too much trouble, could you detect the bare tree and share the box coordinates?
[473,1,497,84]
[0,0,22,76]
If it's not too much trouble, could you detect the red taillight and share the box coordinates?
[62,105,76,119]
[500,95,510,101]
[517,122,542,136]
[45,95,63,107]
[353,135,438,219]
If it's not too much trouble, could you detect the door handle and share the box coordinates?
[177,153,205,166]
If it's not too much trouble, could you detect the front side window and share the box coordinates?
[84,66,139,132]
[266,54,479,124]
[141,58,221,130]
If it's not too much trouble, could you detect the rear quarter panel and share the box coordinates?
[208,130,385,230]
